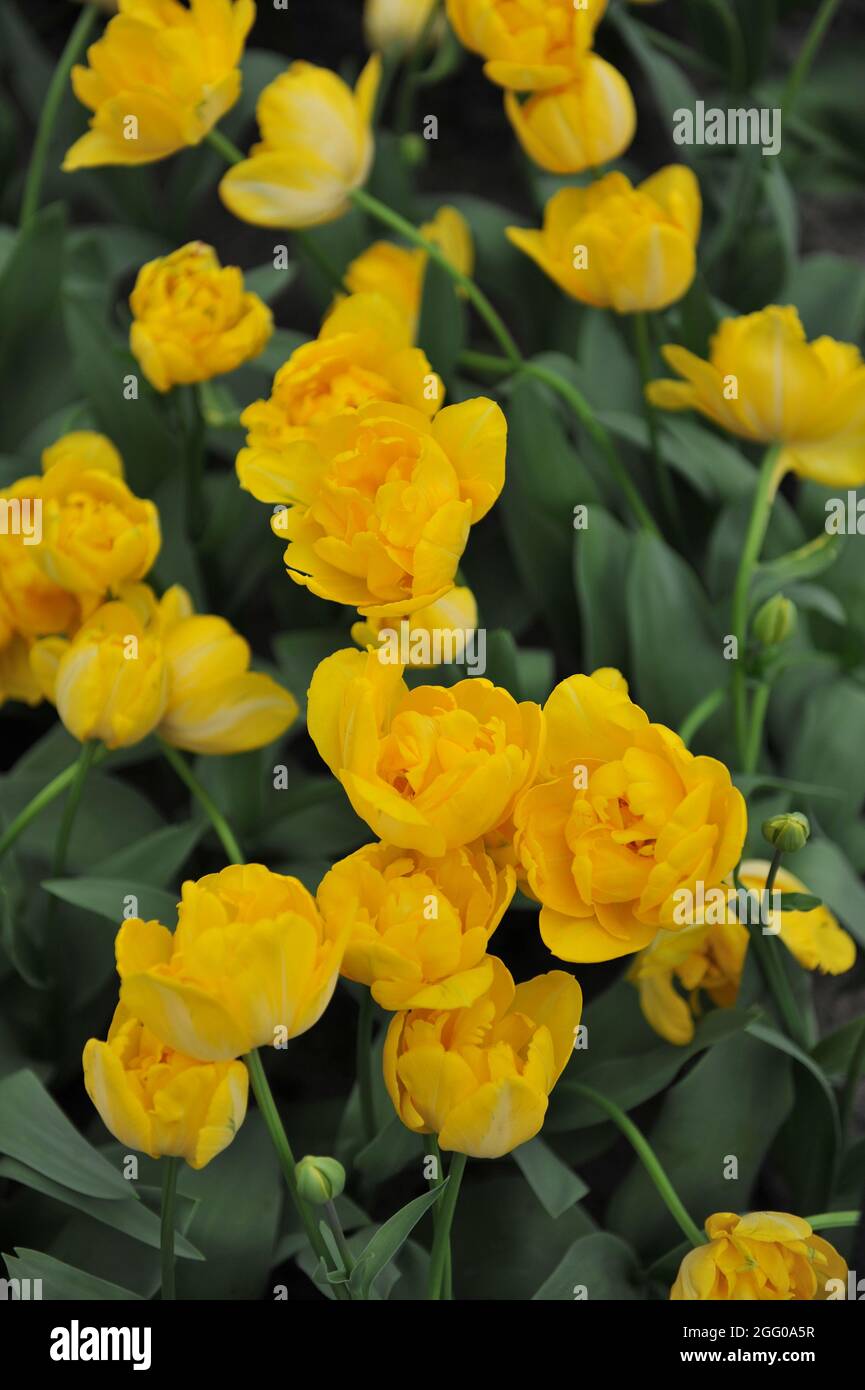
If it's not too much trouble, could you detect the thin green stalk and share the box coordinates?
[840,1017,865,1146]
[427,1152,466,1299]
[245,1049,350,1300]
[781,0,843,117]
[0,747,106,865]
[697,0,747,90]
[742,849,810,1051]
[160,1156,180,1301]
[204,126,245,167]
[19,4,99,227]
[459,349,659,535]
[731,446,782,764]
[428,1137,452,1299]
[633,312,684,542]
[324,1199,355,1279]
[805,1211,861,1232]
[157,738,244,865]
[350,185,522,365]
[568,1083,705,1248]
[678,687,726,748]
[356,990,376,1144]
[52,740,100,878]
[393,0,443,132]
[743,681,771,775]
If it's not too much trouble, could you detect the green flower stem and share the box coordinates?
[743,680,771,775]
[458,349,660,537]
[568,1083,705,1248]
[324,1199,355,1279]
[678,687,726,748]
[160,1156,180,1301]
[427,1151,466,1300]
[0,746,107,866]
[245,1048,350,1300]
[393,0,443,133]
[696,0,746,90]
[19,4,99,228]
[804,1210,861,1232]
[157,738,244,865]
[356,990,376,1144]
[51,739,100,878]
[730,445,782,764]
[781,0,843,117]
[205,128,345,291]
[349,185,522,366]
[840,1016,865,1146]
[633,312,684,543]
[428,1137,452,1299]
[740,850,810,1051]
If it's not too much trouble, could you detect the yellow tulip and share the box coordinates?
[514,668,747,962]
[129,242,273,393]
[30,597,167,749]
[671,1212,847,1301]
[10,432,161,622]
[0,633,44,708]
[629,921,748,1046]
[365,0,442,51]
[446,0,608,90]
[117,865,349,1061]
[30,582,298,753]
[83,1002,248,1169]
[219,57,381,229]
[647,306,865,486]
[155,585,299,754]
[308,647,542,857]
[237,293,443,503]
[503,58,636,173]
[267,397,505,615]
[508,167,701,313]
[63,0,255,170]
[740,860,855,976]
[344,206,475,338]
[350,586,479,667]
[384,956,582,1157]
[318,840,516,1009]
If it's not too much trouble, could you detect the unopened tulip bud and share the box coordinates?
[296,1155,346,1205]
[762,812,810,854]
[754,595,796,648]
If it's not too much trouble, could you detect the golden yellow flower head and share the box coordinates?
[671,1212,847,1301]
[236,293,443,503]
[0,634,45,709]
[308,647,542,857]
[83,1002,248,1169]
[447,0,608,90]
[267,397,506,615]
[117,865,350,1060]
[514,668,747,962]
[129,242,273,393]
[30,596,168,749]
[318,840,516,1010]
[30,582,298,754]
[647,306,865,486]
[503,61,636,174]
[219,56,381,228]
[64,0,255,170]
[344,206,475,338]
[365,0,442,50]
[508,167,701,313]
[629,921,748,1046]
[9,432,161,624]
[350,586,479,667]
[384,956,582,1157]
[740,860,855,977]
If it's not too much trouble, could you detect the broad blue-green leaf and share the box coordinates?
[348,1183,446,1299]
[0,1070,130,1200]
[94,821,204,885]
[575,505,631,671]
[1,1250,144,1301]
[533,1232,644,1300]
[512,1136,588,1218]
[41,878,179,928]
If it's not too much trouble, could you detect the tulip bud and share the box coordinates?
[753,595,796,648]
[400,133,427,167]
[296,1155,346,1205]
[762,812,810,854]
